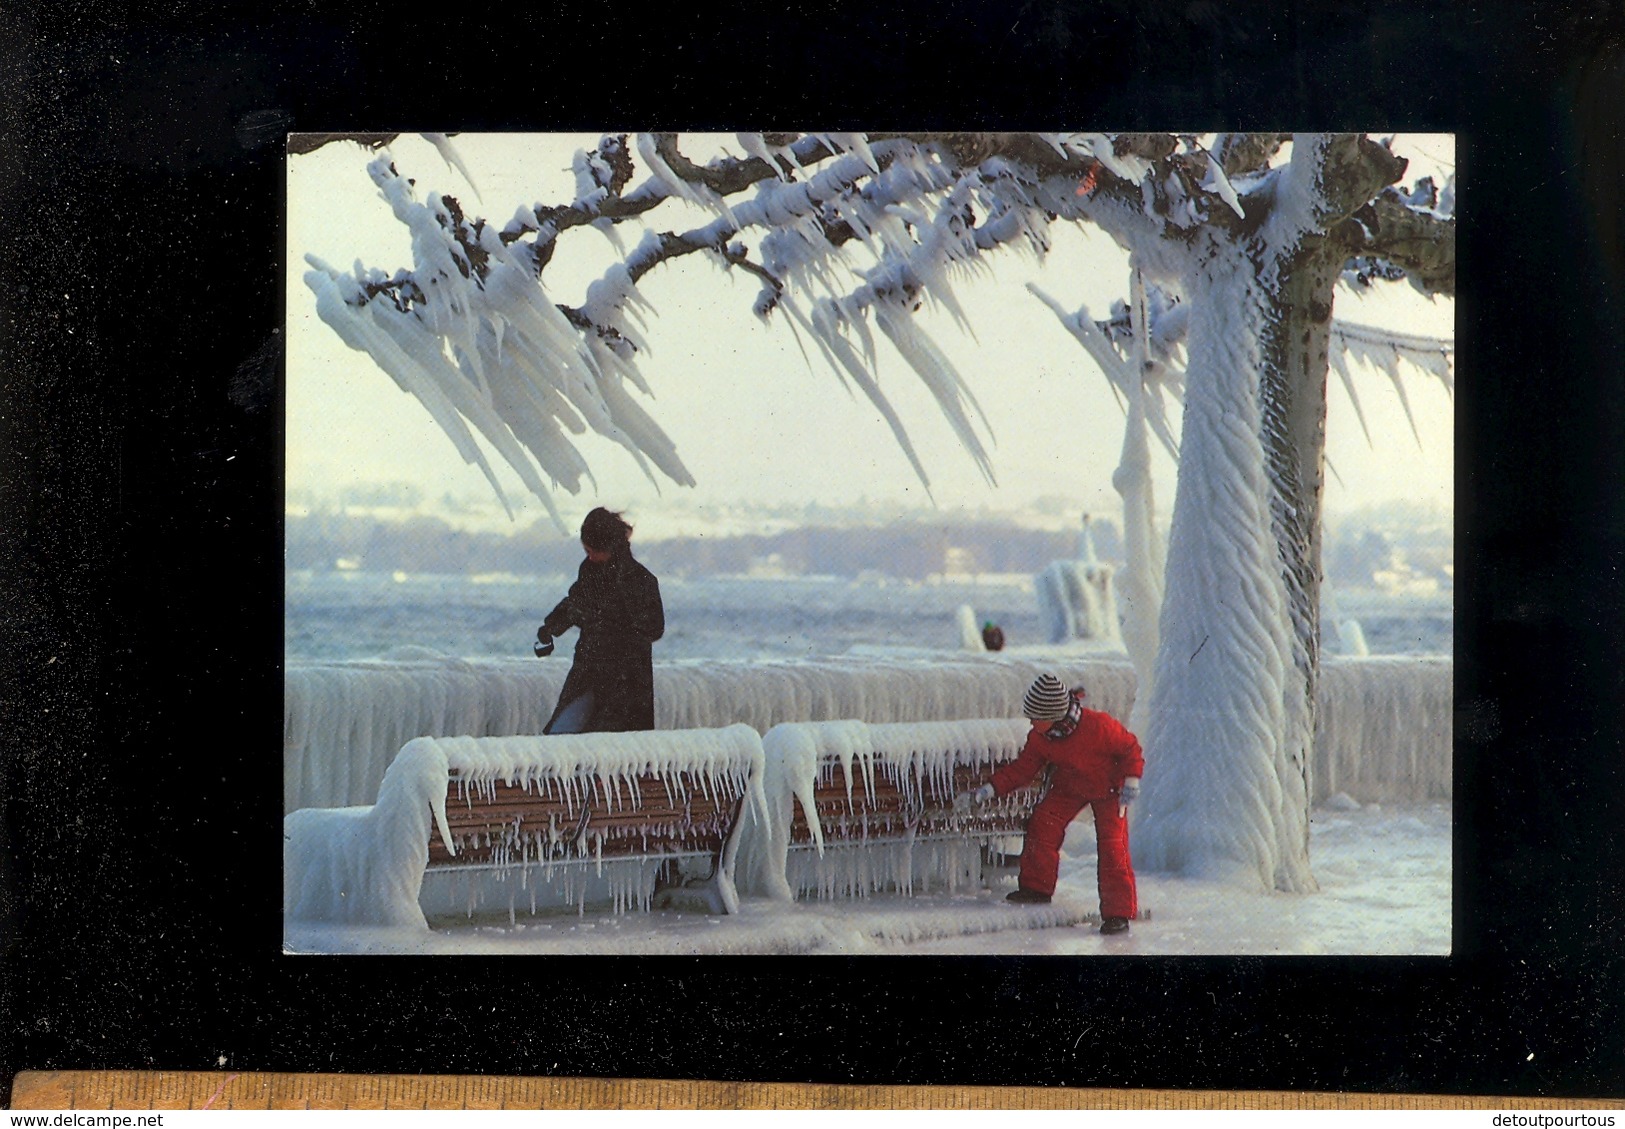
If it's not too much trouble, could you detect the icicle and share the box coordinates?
[1202,152,1246,218]
[1329,347,1375,447]
[808,302,935,494]
[634,133,738,228]
[421,133,482,201]
[304,268,520,518]
[873,306,997,486]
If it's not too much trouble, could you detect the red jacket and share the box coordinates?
[992,708,1145,802]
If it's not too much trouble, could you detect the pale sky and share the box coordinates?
[286,133,1454,535]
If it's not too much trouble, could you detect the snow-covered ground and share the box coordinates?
[284,798,1448,956]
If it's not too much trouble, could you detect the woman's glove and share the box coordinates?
[534,628,555,658]
[1118,776,1140,817]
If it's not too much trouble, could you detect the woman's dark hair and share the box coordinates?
[580,507,634,554]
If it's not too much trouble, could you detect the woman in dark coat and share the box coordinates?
[535,508,664,733]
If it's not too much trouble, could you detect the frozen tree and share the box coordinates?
[1035,249,1453,893]
[299,131,1454,892]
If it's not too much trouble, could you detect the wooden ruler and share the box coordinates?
[13,1073,1625,1110]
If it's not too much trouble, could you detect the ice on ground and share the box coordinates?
[283,800,1449,955]
[287,896,1096,956]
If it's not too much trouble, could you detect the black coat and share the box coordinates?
[541,550,664,732]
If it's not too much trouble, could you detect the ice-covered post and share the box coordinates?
[1112,263,1166,741]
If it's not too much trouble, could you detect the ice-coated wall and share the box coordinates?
[1317,657,1453,803]
[286,654,1139,812]
[284,653,1450,814]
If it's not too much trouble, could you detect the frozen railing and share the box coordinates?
[1317,656,1453,802]
[734,718,1043,901]
[283,725,767,928]
[284,654,1138,812]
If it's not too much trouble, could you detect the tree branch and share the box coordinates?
[1314,134,1409,226]
[497,133,862,268]
[287,133,400,156]
[719,242,783,289]
[1214,133,1288,177]
[651,133,787,194]
[627,230,732,284]
[1114,133,1180,163]
[1335,195,1456,297]
[557,303,637,353]
[342,133,1450,330]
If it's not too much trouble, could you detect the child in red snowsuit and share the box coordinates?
[971,673,1144,934]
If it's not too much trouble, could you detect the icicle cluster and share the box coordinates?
[1034,280,1452,468]
[1113,266,1169,740]
[728,135,1060,495]
[419,854,679,924]
[741,717,1040,901]
[304,148,694,529]
[283,651,1448,820]
[1329,320,1454,449]
[954,604,986,652]
[283,737,452,928]
[1317,657,1452,803]
[1028,281,1187,464]
[304,133,1085,508]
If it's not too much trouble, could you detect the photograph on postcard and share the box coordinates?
[282,132,1454,956]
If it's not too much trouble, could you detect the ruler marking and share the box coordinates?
[12,1072,1625,1110]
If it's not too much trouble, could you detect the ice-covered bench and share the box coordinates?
[283,725,768,929]
[734,718,1044,901]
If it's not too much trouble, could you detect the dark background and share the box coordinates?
[4,0,1623,1102]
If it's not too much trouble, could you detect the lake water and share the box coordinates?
[285,570,1453,663]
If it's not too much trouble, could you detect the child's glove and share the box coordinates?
[1118,776,1140,817]
[953,783,996,814]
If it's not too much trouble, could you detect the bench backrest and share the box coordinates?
[431,766,750,870]
[735,718,1042,901]
[788,718,1041,846]
[425,724,767,868]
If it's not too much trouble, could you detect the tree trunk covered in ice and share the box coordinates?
[1254,252,1340,889]
[1130,248,1312,890]
[1127,135,1408,891]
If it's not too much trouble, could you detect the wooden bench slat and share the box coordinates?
[431,768,750,871]
[439,804,738,830]
[787,759,1041,847]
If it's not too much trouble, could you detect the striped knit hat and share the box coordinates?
[1022,674,1072,720]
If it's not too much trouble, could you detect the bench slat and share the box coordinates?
[429,770,750,870]
[788,763,1041,845]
